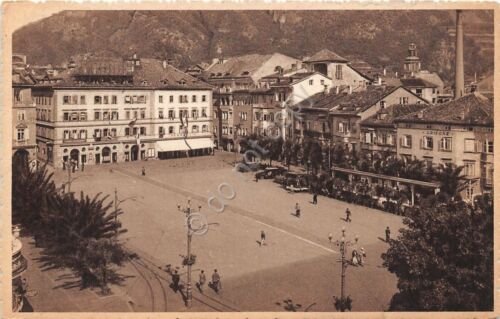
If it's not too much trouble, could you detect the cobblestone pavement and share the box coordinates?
[44,152,404,312]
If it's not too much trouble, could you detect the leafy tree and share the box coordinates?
[282,140,293,169]
[382,195,493,311]
[308,141,323,174]
[436,163,468,197]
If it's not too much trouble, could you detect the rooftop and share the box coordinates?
[400,77,437,88]
[304,49,349,63]
[396,92,493,126]
[205,54,274,78]
[294,86,401,115]
[361,103,429,127]
[34,57,212,90]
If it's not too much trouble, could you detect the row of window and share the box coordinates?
[34,96,52,106]
[254,112,275,121]
[157,125,209,135]
[159,95,207,103]
[364,132,395,145]
[36,109,52,121]
[62,108,209,122]
[62,94,208,105]
[401,135,454,151]
[62,124,210,141]
[221,126,249,136]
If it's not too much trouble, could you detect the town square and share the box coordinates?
[8,7,494,315]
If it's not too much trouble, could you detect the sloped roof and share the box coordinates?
[395,92,493,126]
[400,77,437,88]
[12,69,36,86]
[205,54,273,77]
[294,86,401,114]
[35,57,211,90]
[304,49,348,63]
[132,58,211,89]
[75,58,130,76]
[361,103,429,128]
[414,70,444,88]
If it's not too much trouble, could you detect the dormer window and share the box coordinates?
[178,79,187,85]
[161,79,169,85]
[241,71,250,76]
[141,80,149,86]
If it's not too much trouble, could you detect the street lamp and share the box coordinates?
[177,198,202,308]
[333,229,359,312]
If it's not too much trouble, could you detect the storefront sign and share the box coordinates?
[425,130,451,136]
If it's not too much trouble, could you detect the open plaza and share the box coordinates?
[19,152,404,312]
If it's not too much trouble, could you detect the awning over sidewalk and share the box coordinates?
[156,138,213,152]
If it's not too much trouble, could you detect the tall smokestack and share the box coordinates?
[455,10,465,99]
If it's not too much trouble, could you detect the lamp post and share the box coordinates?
[177,198,202,308]
[334,230,359,312]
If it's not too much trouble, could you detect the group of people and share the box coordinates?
[62,158,84,172]
[168,267,222,294]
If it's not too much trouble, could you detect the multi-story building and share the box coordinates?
[205,53,301,148]
[303,49,372,91]
[293,86,428,151]
[34,56,213,168]
[395,92,493,197]
[400,78,438,104]
[360,103,429,158]
[12,69,37,164]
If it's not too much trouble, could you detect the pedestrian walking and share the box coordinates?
[295,203,301,218]
[385,226,391,242]
[255,174,259,182]
[345,208,351,222]
[81,162,85,172]
[141,167,146,176]
[260,230,266,246]
[211,269,221,293]
[198,270,206,292]
[312,193,318,205]
[328,233,333,243]
[172,270,180,292]
[359,247,366,266]
[72,160,76,173]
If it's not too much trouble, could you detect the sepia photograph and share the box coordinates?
[5,5,495,316]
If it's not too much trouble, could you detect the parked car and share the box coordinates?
[256,167,287,179]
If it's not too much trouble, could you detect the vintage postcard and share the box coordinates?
[2,2,498,318]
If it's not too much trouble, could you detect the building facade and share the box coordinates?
[360,103,429,158]
[395,93,493,197]
[12,70,38,164]
[34,57,213,168]
[303,49,372,91]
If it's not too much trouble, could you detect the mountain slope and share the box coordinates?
[12,10,494,83]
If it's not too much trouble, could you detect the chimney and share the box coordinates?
[455,10,465,99]
[348,85,352,94]
[377,76,382,85]
[383,67,387,76]
[335,86,340,94]
[162,60,167,69]
[395,71,398,78]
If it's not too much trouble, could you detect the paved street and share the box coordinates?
[42,152,404,312]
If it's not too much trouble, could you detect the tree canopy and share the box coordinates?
[382,194,493,311]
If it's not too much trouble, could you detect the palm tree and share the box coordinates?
[12,160,57,242]
[436,163,468,198]
[45,192,127,288]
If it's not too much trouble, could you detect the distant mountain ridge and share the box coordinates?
[13,10,494,84]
